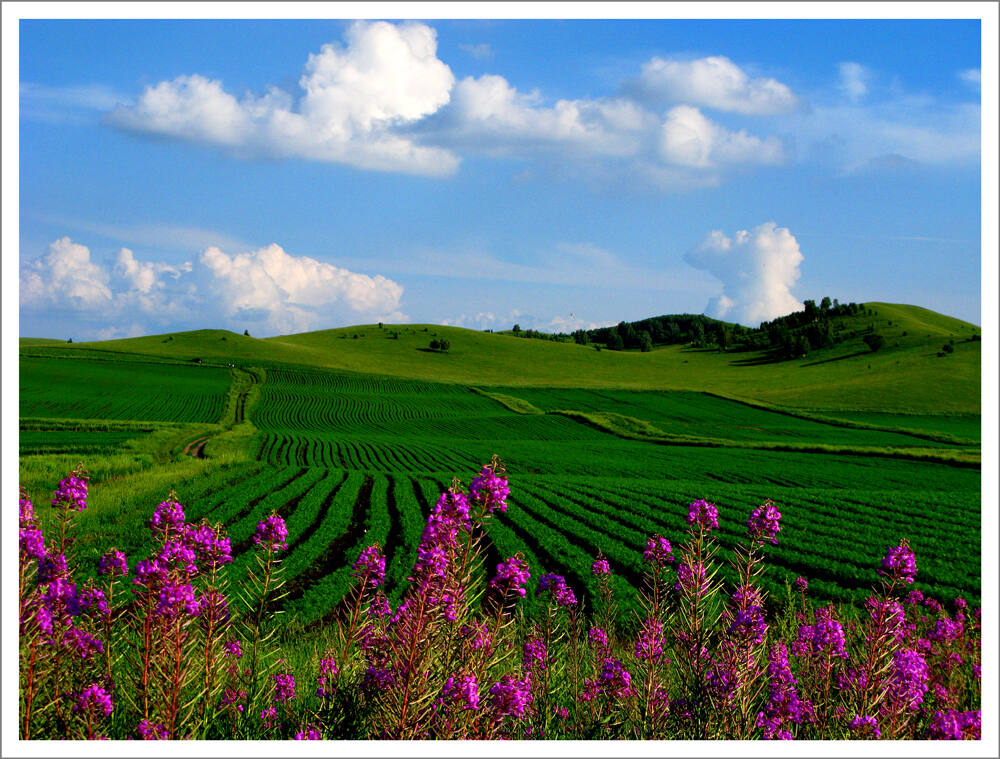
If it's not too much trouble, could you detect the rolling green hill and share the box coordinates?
[20,302,981,416]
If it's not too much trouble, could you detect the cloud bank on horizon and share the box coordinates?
[19,237,407,339]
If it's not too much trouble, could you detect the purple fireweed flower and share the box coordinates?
[155,580,199,618]
[523,637,547,672]
[62,628,104,660]
[184,523,233,570]
[643,535,675,566]
[273,672,296,702]
[635,617,666,661]
[316,657,339,699]
[352,545,386,587]
[954,597,967,611]
[19,492,35,525]
[536,573,577,607]
[369,592,391,618]
[674,561,708,597]
[294,725,322,740]
[137,719,169,740]
[433,489,472,531]
[793,607,848,659]
[158,540,198,575]
[588,627,608,648]
[848,714,881,739]
[592,557,611,576]
[880,542,917,584]
[756,642,811,739]
[363,665,394,692]
[38,551,69,583]
[890,648,929,712]
[599,659,634,700]
[730,606,768,646]
[747,501,782,545]
[77,586,110,619]
[905,589,924,605]
[52,470,88,512]
[928,618,963,642]
[149,499,185,537]
[927,710,964,740]
[443,674,480,710]
[923,596,942,613]
[224,639,242,659]
[460,621,491,651]
[43,576,83,618]
[19,525,46,562]
[687,499,719,531]
[794,577,808,593]
[74,684,113,718]
[220,688,246,713]
[489,675,533,718]
[260,705,278,729]
[470,465,510,514]
[411,541,449,582]
[490,556,531,598]
[253,513,288,552]
[98,549,128,578]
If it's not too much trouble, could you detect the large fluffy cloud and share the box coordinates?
[20,237,113,309]
[684,223,804,326]
[200,243,406,333]
[20,237,406,338]
[108,21,459,176]
[635,56,801,115]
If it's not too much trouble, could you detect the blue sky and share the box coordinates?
[15,15,986,339]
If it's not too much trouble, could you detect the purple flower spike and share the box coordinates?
[687,499,719,531]
[592,557,611,576]
[253,513,288,552]
[470,463,510,514]
[793,576,808,594]
[643,535,675,566]
[489,675,533,718]
[149,499,185,537]
[747,501,782,545]
[536,573,577,607]
[98,549,128,577]
[52,469,88,512]
[352,545,386,587]
[490,555,531,598]
[273,672,296,702]
[74,684,113,719]
[880,542,917,584]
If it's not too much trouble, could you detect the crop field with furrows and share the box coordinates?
[18,306,982,630]
[19,356,230,423]
[485,387,978,448]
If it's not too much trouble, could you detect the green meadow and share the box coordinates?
[19,302,981,622]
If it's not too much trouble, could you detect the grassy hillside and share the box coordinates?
[20,303,980,415]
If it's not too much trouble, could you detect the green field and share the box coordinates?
[18,302,982,623]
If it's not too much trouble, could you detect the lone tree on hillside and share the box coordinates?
[429,338,451,352]
[863,333,886,353]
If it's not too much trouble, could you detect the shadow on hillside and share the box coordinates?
[726,349,788,367]
[415,348,450,354]
[800,351,870,367]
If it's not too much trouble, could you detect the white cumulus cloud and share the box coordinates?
[659,105,785,168]
[107,21,459,177]
[684,222,804,326]
[200,243,406,334]
[20,237,113,309]
[635,56,800,115]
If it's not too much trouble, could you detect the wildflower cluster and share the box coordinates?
[18,463,980,741]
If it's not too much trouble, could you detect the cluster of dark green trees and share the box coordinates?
[503,298,876,361]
